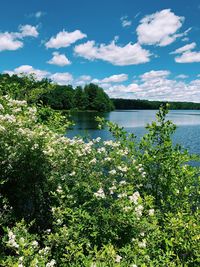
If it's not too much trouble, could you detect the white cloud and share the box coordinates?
[27,11,45,19]
[170,42,196,54]
[103,70,200,102]
[4,65,73,85]
[4,65,49,80]
[0,25,38,52]
[92,74,128,84]
[176,74,188,79]
[137,9,184,46]
[120,16,132,27]
[47,52,71,66]
[74,40,151,66]
[0,32,23,51]
[45,30,87,49]
[50,72,73,85]
[35,11,45,18]
[18,25,39,38]
[140,70,170,80]
[182,37,189,42]
[78,75,91,81]
[171,42,200,63]
[74,75,92,86]
[175,51,200,63]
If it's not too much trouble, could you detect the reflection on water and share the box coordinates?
[67,110,200,155]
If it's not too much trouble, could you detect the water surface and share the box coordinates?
[67,110,200,155]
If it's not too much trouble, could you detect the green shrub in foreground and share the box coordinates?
[0,96,199,266]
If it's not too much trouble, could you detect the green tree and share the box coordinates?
[73,86,88,110]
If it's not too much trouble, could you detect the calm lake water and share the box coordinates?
[67,110,200,155]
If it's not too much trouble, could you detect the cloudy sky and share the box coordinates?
[1,0,200,102]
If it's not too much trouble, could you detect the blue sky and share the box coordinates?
[1,0,200,102]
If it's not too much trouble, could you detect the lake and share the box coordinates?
[67,110,200,155]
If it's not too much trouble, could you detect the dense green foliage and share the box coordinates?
[0,94,199,266]
[112,98,200,110]
[0,74,114,112]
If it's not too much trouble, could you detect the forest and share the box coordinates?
[112,98,200,110]
[0,74,114,112]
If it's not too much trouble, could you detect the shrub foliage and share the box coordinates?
[0,95,199,266]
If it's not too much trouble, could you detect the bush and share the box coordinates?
[0,96,199,266]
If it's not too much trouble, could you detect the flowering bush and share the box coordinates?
[0,96,199,266]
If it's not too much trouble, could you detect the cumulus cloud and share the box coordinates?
[0,25,39,52]
[73,75,92,87]
[4,65,73,85]
[176,74,188,79]
[120,16,132,27]
[136,9,184,46]
[47,52,71,66]
[103,70,200,102]
[45,30,87,49]
[175,51,200,63]
[140,70,170,80]
[74,40,151,66]
[18,25,39,38]
[170,42,200,63]
[92,74,128,83]
[170,42,196,54]
[0,33,23,51]
[4,65,49,80]
[50,72,73,85]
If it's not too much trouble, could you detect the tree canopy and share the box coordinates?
[0,74,114,112]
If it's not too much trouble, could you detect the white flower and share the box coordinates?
[94,188,105,198]
[117,166,128,172]
[13,107,22,113]
[109,169,116,175]
[46,259,56,267]
[104,157,112,162]
[97,147,106,153]
[57,219,62,225]
[32,240,39,248]
[109,185,116,195]
[8,230,19,248]
[119,180,127,186]
[129,191,140,204]
[138,239,146,248]
[118,193,127,198]
[148,209,155,216]
[115,254,122,263]
[142,172,146,177]
[95,137,101,142]
[89,158,97,164]
[0,103,4,110]
[0,125,5,131]
[123,206,131,212]
[19,256,24,262]
[131,264,137,267]
[56,185,63,194]
[135,205,143,217]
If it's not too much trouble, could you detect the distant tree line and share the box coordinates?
[0,74,114,112]
[1,73,200,111]
[112,98,200,110]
